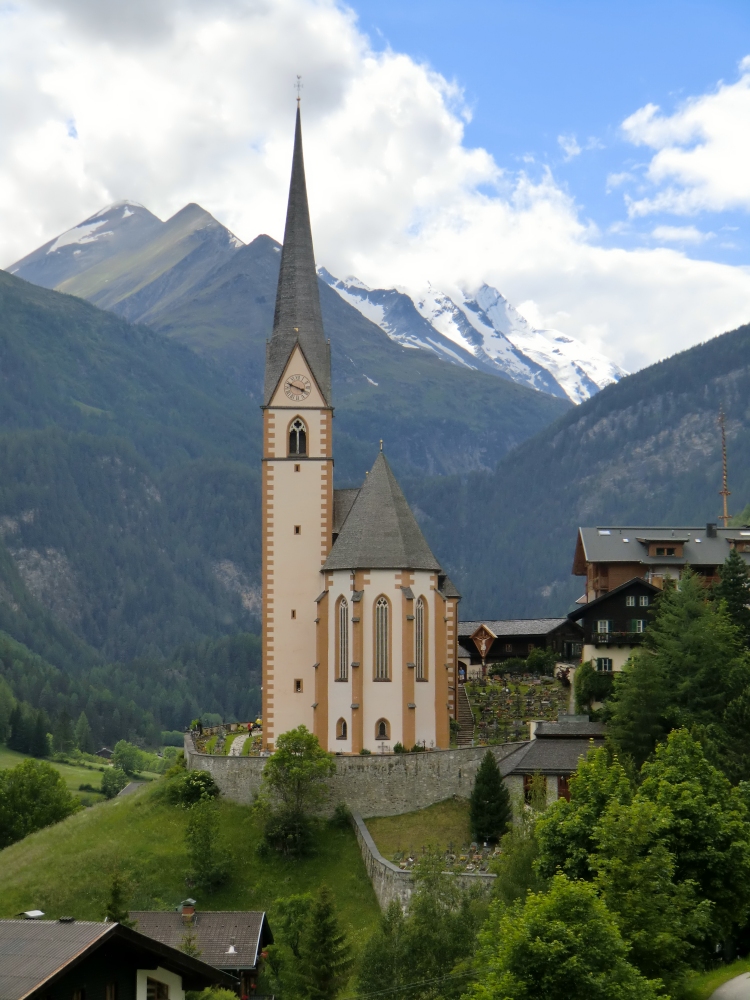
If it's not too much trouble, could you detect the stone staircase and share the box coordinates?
[456,684,475,747]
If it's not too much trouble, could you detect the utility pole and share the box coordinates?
[719,409,731,527]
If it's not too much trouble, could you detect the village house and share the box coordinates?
[130,901,273,996]
[0,917,235,1000]
[457,618,584,679]
[567,577,661,673]
[572,523,750,600]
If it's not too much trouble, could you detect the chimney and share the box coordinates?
[180,899,196,924]
[707,522,717,538]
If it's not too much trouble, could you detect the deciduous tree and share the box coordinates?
[0,759,78,848]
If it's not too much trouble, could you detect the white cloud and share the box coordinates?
[622,58,750,216]
[558,133,581,160]
[1,0,750,374]
[651,225,712,244]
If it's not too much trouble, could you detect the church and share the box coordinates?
[261,108,461,753]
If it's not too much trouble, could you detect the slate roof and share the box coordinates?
[574,526,750,571]
[499,738,597,776]
[0,920,234,1000]
[324,452,442,572]
[458,618,572,638]
[264,108,331,406]
[130,912,272,971]
[534,719,606,738]
[333,488,360,535]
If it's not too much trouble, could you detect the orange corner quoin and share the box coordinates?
[261,107,459,753]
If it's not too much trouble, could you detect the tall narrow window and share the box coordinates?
[375,597,390,679]
[415,597,426,680]
[289,418,307,456]
[338,598,349,681]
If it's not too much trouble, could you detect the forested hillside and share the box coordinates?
[410,321,750,618]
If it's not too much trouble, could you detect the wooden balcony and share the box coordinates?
[590,631,646,646]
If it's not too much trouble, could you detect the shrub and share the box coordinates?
[186,801,231,892]
[0,759,79,848]
[359,748,372,755]
[112,740,144,775]
[101,767,129,799]
[393,742,406,754]
[170,769,220,807]
[262,807,314,858]
[161,730,185,747]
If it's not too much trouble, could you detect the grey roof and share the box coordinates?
[0,920,234,1000]
[458,618,573,638]
[324,452,442,572]
[499,738,597,776]
[130,912,271,971]
[333,489,360,535]
[264,108,331,406]
[576,526,750,569]
[438,575,461,599]
[534,720,606,738]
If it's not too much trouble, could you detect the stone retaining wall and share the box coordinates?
[350,811,495,911]
[184,736,525,818]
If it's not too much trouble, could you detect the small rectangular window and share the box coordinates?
[635,620,646,633]
[147,981,168,1000]
[505,643,512,653]
[596,658,613,672]
[294,464,300,472]
[639,595,649,607]
[291,609,296,619]
[596,620,611,633]
[294,525,301,535]
[294,679,303,693]
[625,595,635,607]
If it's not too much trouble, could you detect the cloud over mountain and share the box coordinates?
[2,0,750,373]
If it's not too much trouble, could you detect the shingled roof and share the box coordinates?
[264,107,331,406]
[130,911,272,971]
[324,452,442,572]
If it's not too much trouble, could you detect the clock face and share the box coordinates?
[284,374,312,401]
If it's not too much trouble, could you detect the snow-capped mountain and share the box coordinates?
[321,271,626,404]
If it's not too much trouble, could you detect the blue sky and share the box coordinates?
[3,0,750,370]
[348,0,750,263]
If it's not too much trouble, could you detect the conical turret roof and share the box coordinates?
[324,452,442,571]
[264,108,331,405]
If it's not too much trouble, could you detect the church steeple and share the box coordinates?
[264,107,332,406]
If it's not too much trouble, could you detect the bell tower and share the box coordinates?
[261,107,333,750]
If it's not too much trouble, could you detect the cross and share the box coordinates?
[378,742,389,754]
[295,75,303,106]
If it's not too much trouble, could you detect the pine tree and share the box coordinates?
[53,711,75,753]
[8,705,31,753]
[29,711,49,758]
[298,885,352,1000]
[104,870,135,927]
[470,750,512,844]
[74,711,94,754]
[715,548,750,644]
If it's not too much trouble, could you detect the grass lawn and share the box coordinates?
[0,781,380,952]
[683,958,750,999]
[0,746,106,801]
[365,798,471,861]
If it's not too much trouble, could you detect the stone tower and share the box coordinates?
[261,107,333,750]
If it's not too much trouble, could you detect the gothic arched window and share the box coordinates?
[338,598,349,681]
[415,597,427,680]
[375,596,390,680]
[289,418,307,456]
[336,718,347,740]
[375,718,390,741]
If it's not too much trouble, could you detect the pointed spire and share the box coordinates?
[324,452,443,571]
[264,107,331,405]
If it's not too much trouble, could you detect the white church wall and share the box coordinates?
[327,570,354,753]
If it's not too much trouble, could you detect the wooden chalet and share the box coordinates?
[457,618,583,678]
[572,523,750,601]
[0,917,235,1000]
[568,577,661,672]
